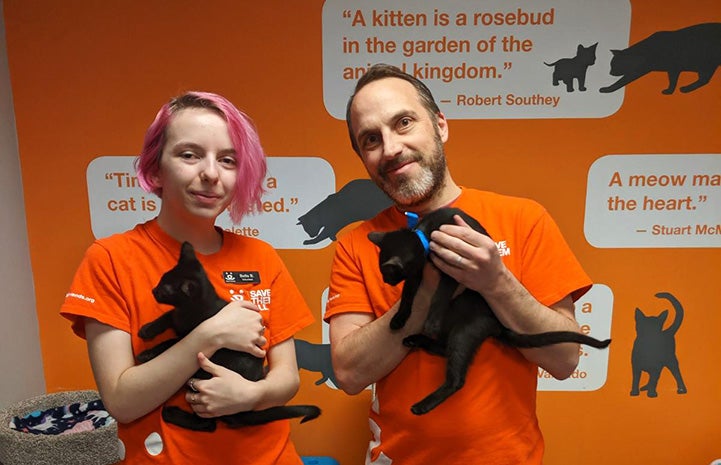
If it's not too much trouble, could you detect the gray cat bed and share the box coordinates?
[0,390,121,465]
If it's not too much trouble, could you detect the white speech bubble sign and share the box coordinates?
[322,0,630,120]
[585,154,721,248]
[86,156,335,249]
[537,284,613,391]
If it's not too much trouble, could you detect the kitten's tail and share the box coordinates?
[222,405,321,428]
[502,330,611,349]
[543,61,558,67]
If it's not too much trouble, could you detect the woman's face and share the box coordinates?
[153,107,237,223]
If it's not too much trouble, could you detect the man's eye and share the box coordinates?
[363,135,380,148]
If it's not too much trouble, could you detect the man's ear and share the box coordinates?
[436,112,449,143]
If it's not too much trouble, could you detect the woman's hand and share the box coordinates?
[200,300,267,358]
[186,353,261,418]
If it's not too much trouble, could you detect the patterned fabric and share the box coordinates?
[10,399,115,435]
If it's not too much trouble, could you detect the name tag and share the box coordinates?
[223,271,260,284]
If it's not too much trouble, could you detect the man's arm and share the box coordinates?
[329,270,437,395]
[429,217,582,379]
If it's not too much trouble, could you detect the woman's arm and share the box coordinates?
[85,300,267,423]
[187,337,304,418]
[329,266,439,395]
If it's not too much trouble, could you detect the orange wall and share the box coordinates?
[3,1,720,464]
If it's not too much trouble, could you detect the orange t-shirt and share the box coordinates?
[325,188,592,464]
[61,219,314,465]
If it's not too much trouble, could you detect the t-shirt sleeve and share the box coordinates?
[518,207,592,306]
[60,243,132,339]
[324,234,375,322]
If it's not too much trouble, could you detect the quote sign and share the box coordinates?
[585,154,721,248]
[322,0,630,120]
[86,156,336,249]
[537,284,613,391]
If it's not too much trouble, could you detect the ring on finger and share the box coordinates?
[189,378,198,392]
[190,393,197,404]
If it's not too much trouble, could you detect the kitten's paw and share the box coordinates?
[630,389,640,396]
[390,316,404,331]
[137,327,152,339]
[677,387,687,394]
[402,335,422,348]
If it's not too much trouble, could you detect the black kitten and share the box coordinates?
[368,207,611,415]
[137,242,320,432]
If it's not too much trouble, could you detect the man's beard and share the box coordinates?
[374,134,447,209]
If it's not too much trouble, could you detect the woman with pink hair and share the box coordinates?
[61,92,314,464]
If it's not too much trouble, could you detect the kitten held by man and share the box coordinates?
[137,242,320,432]
[369,207,611,415]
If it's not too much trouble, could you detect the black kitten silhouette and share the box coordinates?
[600,22,721,94]
[137,242,320,431]
[545,43,598,92]
[294,339,337,387]
[630,292,687,398]
[297,179,392,245]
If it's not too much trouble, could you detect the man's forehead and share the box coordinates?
[351,78,420,123]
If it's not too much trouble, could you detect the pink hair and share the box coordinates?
[135,91,266,223]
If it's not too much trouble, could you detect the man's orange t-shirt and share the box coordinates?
[325,188,592,464]
[61,219,314,465]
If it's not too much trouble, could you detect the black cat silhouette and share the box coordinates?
[297,179,392,245]
[600,22,721,94]
[137,242,320,431]
[544,43,598,92]
[630,292,687,398]
[294,339,337,387]
[369,207,611,415]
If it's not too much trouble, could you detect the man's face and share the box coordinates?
[349,78,449,209]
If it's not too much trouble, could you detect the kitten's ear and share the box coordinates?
[368,231,386,246]
[180,241,196,261]
[658,310,668,323]
[610,49,620,56]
